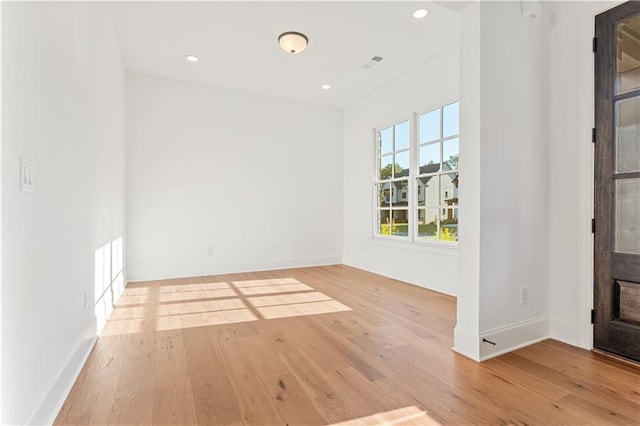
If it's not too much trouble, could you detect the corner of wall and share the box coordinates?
[453,326,481,361]
[550,315,578,346]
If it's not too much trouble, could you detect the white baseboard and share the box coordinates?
[26,324,97,426]
[343,259,457,297]
[479,316,549,361]
[453,326,481,361]
[550,315,578,346]
[127,256,343,283]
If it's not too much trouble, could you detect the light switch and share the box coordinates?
[20,158,34,192]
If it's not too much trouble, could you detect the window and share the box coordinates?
[374,101,459,242]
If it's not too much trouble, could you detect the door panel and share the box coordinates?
[615,97,640,173]
[594,1,640,363]
[615,178,640,254]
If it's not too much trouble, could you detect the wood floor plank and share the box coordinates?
[55,370,121,425]
[482,354,571,401]
[280,348,370,424]
[239,334,290,379]
[305,317,393,381]
[55,265,640,426]
[555,393,638,425]
[152,378,198,425]
[211,327,286,425]
[107,349,155,425]
[378,372,499,425]
[495,354,640,421]
[260,373,327,425]
[555,359,640,405]
[326,366,406,419]
[182,327,241,425]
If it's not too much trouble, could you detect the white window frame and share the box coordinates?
[373,101,459,245]
[372,116,413,241]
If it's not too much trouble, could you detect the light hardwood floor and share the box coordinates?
[55,265,640,425]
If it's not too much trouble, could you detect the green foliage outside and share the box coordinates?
[380,222,399,235]
[417,223,458,241]
[440,227,457,242]
[424,154,458,169]
[380,163,404,179]
[418,222,437,235]
[381,221,457,241]
[447,154,459,169]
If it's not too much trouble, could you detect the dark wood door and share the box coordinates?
[594,1,640,362]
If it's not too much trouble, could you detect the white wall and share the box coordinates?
[342,46,460,296]
[125,72,343,282]
[1,3,126,424]
[455,1,550,360]
[0,2,4,421]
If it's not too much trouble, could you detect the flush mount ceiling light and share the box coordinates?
[278,31,308,54]
[322,84,331,90]
[185,55,199,62]
[413,8,428,19]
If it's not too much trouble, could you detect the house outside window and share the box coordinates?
[374,101,459,242]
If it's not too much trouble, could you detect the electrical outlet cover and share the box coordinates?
[20,158,34,192]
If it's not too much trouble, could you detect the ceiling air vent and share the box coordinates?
[361,56,384,69]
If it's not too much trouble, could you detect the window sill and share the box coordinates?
[367,236,458,256]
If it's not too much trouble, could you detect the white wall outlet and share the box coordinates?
[520,287,529,305]
[207,247,215,256]
[20,158,34,192]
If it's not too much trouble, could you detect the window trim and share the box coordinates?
[373,101,459,245]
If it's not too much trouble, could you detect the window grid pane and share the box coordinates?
[395,121,410,150]
[380,127,393,155]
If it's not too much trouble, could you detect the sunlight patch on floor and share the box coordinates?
[158,282,232,293]
[236,282,315,296]
[329,406,441,426]
[158,287,237,303]
[231,278,301,287]
[104,278,352,333]
[116,293,149,306]
[156,298,246,317]
[155,308,259,331]
[257,300,351,320]
[248,291,332,307]
[99,318,146,336]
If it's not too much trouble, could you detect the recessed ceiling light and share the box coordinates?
[322,84,331,90]
[413,8,428,19]
[185,55,199,62]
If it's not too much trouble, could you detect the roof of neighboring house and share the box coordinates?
[416,164,440,185]
[420,163,444,175]
[416,163,459,186]
[396,163,442,179]
[380,162,458,186]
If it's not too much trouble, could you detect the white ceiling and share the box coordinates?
[109,2,460,108]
